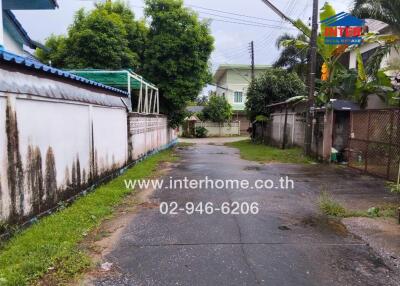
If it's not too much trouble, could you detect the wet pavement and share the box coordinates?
[92,144,400,286]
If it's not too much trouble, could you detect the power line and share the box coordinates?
[200,16,295,30]
[197,10,292,27]
[186,4,284,23]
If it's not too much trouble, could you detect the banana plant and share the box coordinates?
[280,3,352,101]
[353,49,395,107]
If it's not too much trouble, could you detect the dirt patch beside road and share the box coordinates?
[343,217,400,271]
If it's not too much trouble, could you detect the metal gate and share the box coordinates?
[348,109,400,181]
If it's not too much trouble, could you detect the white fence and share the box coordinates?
[129,114,176,160]
[0,67,176,224]
[195,121,240,137]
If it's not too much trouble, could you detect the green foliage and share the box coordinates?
[225,140,313,164]
[273,33,310,81]
[353,0,400,34]
[201,95,232,123]
[0,148,177,285]
[353,1,400,78]
[36,1,146,70]
[389,182,400,193]
[142,0,214,128]
[34,34,68,67]
[195,126,208,138]
[255,115,268,123]
[318,192,347,217]
[318,192,398,218]
[245,68,306,121]
[316,68,358,105]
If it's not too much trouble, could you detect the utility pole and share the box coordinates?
[260,0,310,38]
[304,0,319,156]
[249,41,255,81]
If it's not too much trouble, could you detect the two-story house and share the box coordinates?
[213,64,269,134]
[0,0,58,56]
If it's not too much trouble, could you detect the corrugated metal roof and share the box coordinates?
[0,50,129,96]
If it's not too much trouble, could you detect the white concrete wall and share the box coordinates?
[194,121,240,137]
[129,114,176,160]
[92,106,128,172]
[0,92,130,221]
[0,68,176,224]
[0,89,176,223]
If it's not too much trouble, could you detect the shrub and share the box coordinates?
[201,95,232,123]
[195,126,208,138]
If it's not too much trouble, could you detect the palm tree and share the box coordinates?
[273,33,309,82]
[352,0,400,77]
[353,0,400,33]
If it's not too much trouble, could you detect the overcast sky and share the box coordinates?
[15,0,354,95]
[15,0,354,67]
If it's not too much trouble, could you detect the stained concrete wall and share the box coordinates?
[0,67,176,224]
[266,113,306,148]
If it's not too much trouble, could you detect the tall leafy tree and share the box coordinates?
[143,0,214,127]
[245,68,307,121]
[36,1,147,70]
[273,33,309,82]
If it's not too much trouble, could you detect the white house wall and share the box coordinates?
[349,42,399,70]
[3,28,24,56]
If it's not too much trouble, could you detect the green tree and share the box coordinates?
[201,95,232,123]
[36,1,146,70]
[245,68,306,121]
[35,34,68,67]
[143,0,214,127]
[273,33,309,82]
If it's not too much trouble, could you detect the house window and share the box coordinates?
[234,91,243,103]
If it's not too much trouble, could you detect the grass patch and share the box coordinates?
[318,192,399,219]
[0,148,178,286]
[225,140,313,164]
[177,142,195,148]
[318,192,348,217]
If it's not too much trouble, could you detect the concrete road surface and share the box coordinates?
[91,143,400,286]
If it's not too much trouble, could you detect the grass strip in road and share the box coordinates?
[225,140,313,164]
[0,148,178,286]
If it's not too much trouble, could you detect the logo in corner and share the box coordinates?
[321,12,366,45]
